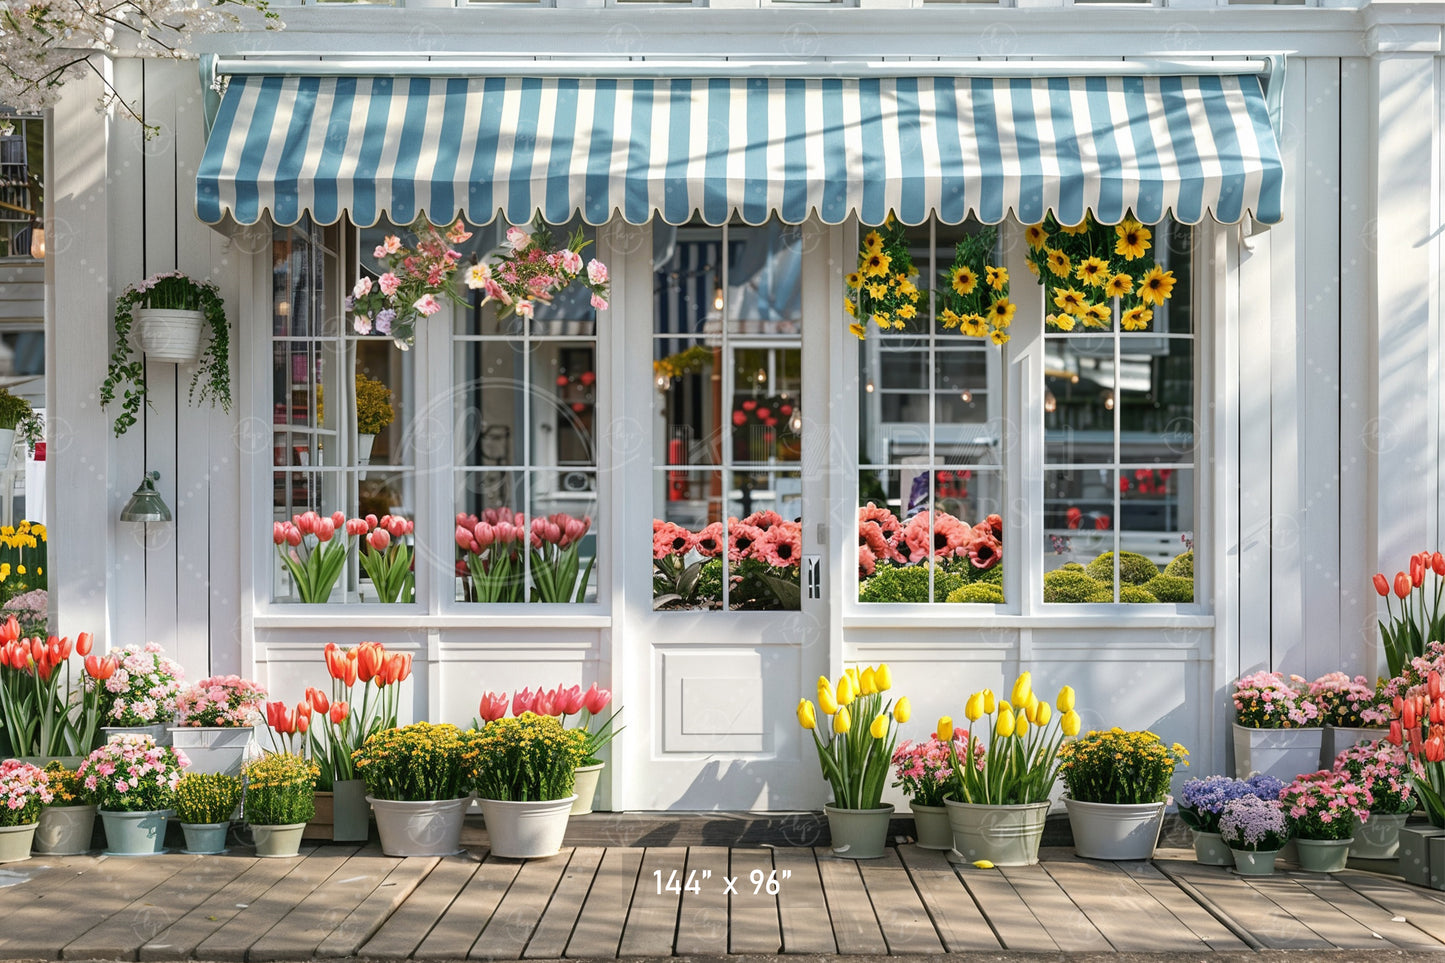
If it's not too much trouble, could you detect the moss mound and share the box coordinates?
[1145,574,1194,603]
[1043,569,1107,603]
[1164,551,1194,579]
[946,583,1006,604]
[1085,551,1160,586]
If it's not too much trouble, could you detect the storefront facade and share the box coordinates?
[32,0,1445,810]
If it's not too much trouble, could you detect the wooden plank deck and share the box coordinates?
[2,843,1445,959]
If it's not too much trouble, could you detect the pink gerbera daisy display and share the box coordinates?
[727,523,766,563]
[652,522,694,560]
[756,521,802,568]
[693,522,726,558]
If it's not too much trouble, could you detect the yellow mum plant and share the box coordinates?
[1057,727,1188,805]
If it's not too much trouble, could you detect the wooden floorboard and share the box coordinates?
[673,846,731,956]
[998,860,1112,952]
[471,850,573,961]
[895,845,1000,952]
[565,847,644,960]
[357,855,480,960]
[1294,872,1445,951]
[811,847,887,954]
[413,853,521,960]
[954,861,1060,953]
[726,848,780,955]
[1338,870,1445,946]
[248,848,402,962]
[771,846,836,955]
[316,856,440,959]
[1116,857,1250,950]
[195,847,361,963]
[523,847,604,960]
[1040,856,1210,952]
[1154,858,1334,951]
[855,847,945,954]
[1245,873,1401,950]
[617,846,686,958]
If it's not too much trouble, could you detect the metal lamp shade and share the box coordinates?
[119,471,172,522]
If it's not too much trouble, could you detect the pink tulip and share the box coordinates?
[478,691,508,722]
[557,684,584,716]
[513,687,535,716]
[368,529,391,551]
[473,522,496,550]
[331,510,346,529]
[582,683,612,714]
[273,522,287,545]
[298,511,320,535]
[455,526,475,551]
[316,518,336,542]
[286,528,303,547]
[368,514,380,530]
[533,687,558,716]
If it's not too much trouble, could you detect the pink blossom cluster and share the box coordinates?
[858,504,1002,579]
[465,226,611,318]
[1309,672,1390,727]
[0,759,51,825]
[103,642,185,725]
[652,511,802,569]
[1380,641,1445,704]
[1333,739,1415,814]
[1232,671,1321,729]
[78,734,189,812]
[455,509,527,557]
[891,735,984,807]
[363,514,415,552]
[273,510,369,547]
[174,675,268,728]
[478,682,613,722]
[348,221,473,347]
[530,513,591,550]
[1278,770,1373,840]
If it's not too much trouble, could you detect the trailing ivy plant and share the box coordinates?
[100,271,232,436]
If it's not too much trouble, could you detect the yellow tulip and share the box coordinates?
[860,667,878,695]
[837,675,856,706]
[964,692,984,721]
[818,684,838,716]
[835,706,852,734]
[845,667,860,691]
[870,713,888,739]
[982,689,996,714]
[893,697,911,723]
[1027,693,1040,721]
[998,699,1013,719]
[1011,672,1032,707]
[972,859,995,869]
[1057,685,1076,713]
[797,699,817,730]
[875,663,893,691]
[996,709,1016,738]
[937,716,954,742]
[818,675,832,693]
[1061,709,1081,736]
[1015,708,1029,736]
[1035,702,1052,727]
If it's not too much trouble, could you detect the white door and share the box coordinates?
[615,219,833,811]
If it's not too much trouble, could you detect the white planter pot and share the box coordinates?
[477,796,575,859]
[181,821,230,855]
[369,796,469,857]
[35,804,97,855]
[357,431,376,470]
[0,428,14,472]
[1295,837,1353,873]
[100,809,169,856]
[824,804,894,860]
[102,724,172,747]
[1231,723,1323,782]
[251,823,306,858]
[909,803,954,851]
[0,822,38,863]
[1191,830,1233,866]
[1351,812,1409,860]
[1320,725,1388,769]
[1064,798,1168,861]
[135,307,205,364]
[1231,847,1280,875]
[168,726,251,777]
[571,763,605,815]
[944,799,1050,867]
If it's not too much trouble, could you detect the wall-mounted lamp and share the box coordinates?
[119,471,172,523]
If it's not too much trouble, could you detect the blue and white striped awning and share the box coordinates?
[196,73,1283,229]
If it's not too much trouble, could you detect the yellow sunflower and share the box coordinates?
[1114,219,1152,260]
[1104,272,1134,297]
[986,265,1008,291]
[897,303,918,320]
[863,252,892,278]
[1139,266,1176,305]
[867,282,889,299]
[1053,287,1085,315]
[1074,257,1109,288]
[989,328,1010,345]
[1026,259,1040,276]
[845,298,858,317]
[952,265,978,295]
[1121,305,1154,331]
[961,314,989,338]
[988,299,1017,327]
[1079,303,1112,329]
[1025,224,1048,249]
[895,276,919,298]
[849,322,868,339]
[874,311,892,327]
[1046,248,1072,278]
[940,308,962,329]
[1047,313,1077,332]
[846,272,862,289]
[1059,220,1090,235]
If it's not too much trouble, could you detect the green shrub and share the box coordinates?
[1145,574,1194,603]
[945,583,1006,604]
[1165,551,1194,579]
[1061,562,1085,572]
[859,563,961,603]
[1085,551,1160,586]
[1043,569,1106,603]
[1085,585,1160,603]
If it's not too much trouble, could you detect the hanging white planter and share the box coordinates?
[357,432,376,480]
[135,308,205,364]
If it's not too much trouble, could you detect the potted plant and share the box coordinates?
[1279,770,1372,873]
[3,588,49,640]
[354,373,394,473]
[170,675,267,776]
[1177,773,1284,865]
[1231,671,1323,781]
[0,759,51,862]
[796,664,909,859]
[1373,554,1445,677]
[305,642,410,840]
[0,623,109,763]
[1333,740,1415,859]
[354,722,482,857]
[456,509,527,603]
[0,389,43,471]
[529,512,595,603]
[1310,672,1390,766]
[0,522,48,611]
[1057,727,1189,860]
[472,713,586,859]
[892,732,979,851]
[272,510,369,603]
[98,642,186,744]
[942,673,1080,867]
[34,761,96,855]
[358,515,415,604]
[1385,667,1445,885]
[243,752,317,858]
[1219,794,1291,875]
[100,271,232,436]
[175,772,242,854]
[80,733,188,856]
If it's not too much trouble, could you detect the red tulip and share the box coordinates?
[296,710,310,734]
[330,702,349,725]
[1433,553,1445,576]
[346,517,369,537]
[325,643,347,681]
[266,700,289,732]
[394,652,412,683]
[306,686,330,715]
[533,687,557,716]
[478,691,508,722]
[29,638,43,664]
[1428,734,1445,764]
[1389,720,1404,745]
[75,632,93,657]
[1374,573,1390,597]
[341,659,358,687]
[0,616,18,644]
[582,683,612,715]
[357,642,384,683]
[1412,555,1425,588]
[556,684,584,716]
[1404,698,1418,730]
[1395,572,1412,599]
[1430,671,1443,703]
[513,687,535,716]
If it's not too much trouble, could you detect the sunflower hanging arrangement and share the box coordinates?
[938,227,1012,346]
[1025,214,1177,333]
[844,221,920,338]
